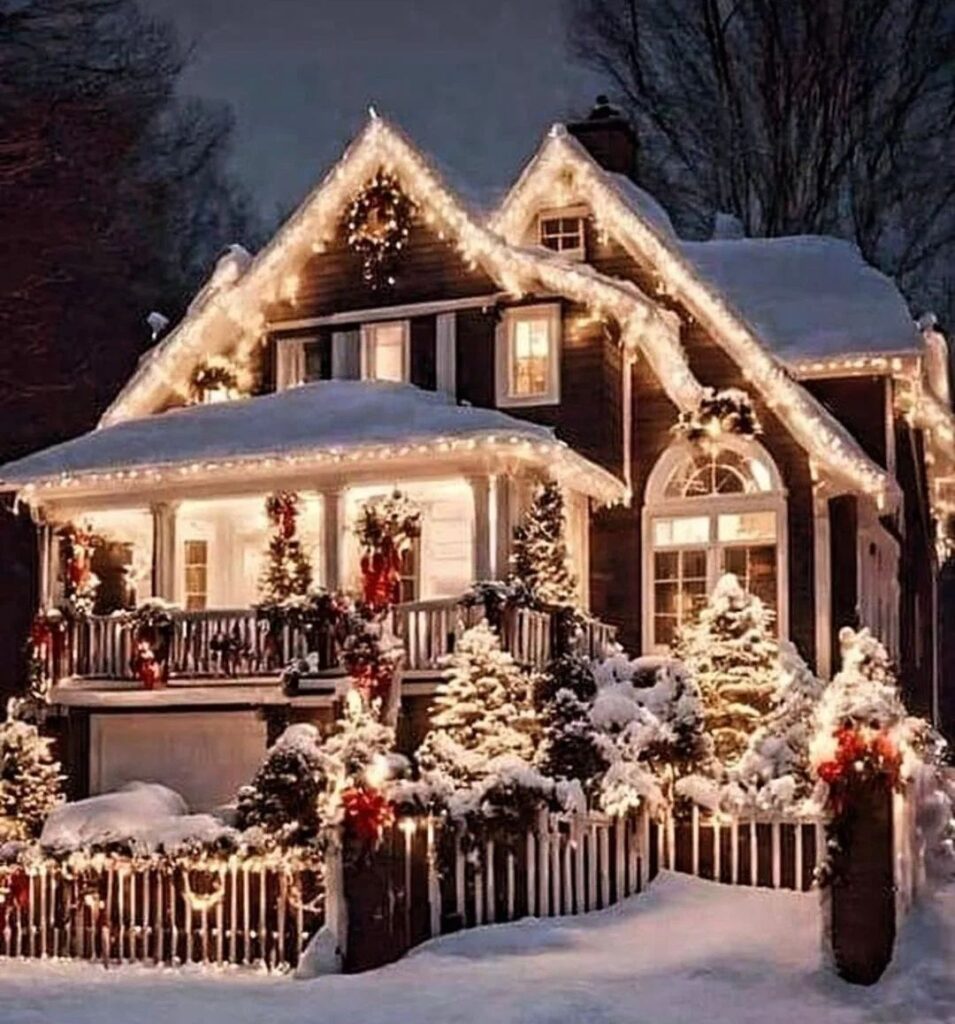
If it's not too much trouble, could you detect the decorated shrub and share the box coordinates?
[0,700,64,842]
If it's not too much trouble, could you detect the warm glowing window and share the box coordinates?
[361,321,408,383]
[183,540,208,611]
[644,441,787,648]
[497,305,560,406]
[540,215,585,258]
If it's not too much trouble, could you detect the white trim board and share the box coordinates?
[268,293,506,332]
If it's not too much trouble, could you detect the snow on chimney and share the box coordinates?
[567,96,638,179]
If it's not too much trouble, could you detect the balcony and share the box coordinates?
[43,598,618,691]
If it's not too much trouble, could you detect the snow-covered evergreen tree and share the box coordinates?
[674,574,778,766]
[0,700,63,841]
[236,723,328,846]
[418,622,538,786]
[509,481,577,608]
[534,653,607,797]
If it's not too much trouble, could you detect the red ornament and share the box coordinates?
[816,725,902,813]
[341,786,394,844]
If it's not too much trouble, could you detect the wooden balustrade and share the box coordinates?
[47,598,617,686]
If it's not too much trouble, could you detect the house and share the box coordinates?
[1,99,952,810]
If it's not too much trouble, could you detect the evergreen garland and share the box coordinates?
[258,492,313,606]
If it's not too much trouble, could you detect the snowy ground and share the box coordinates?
[0,872,952,1024]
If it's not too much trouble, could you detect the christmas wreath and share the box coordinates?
[344,171,415,288]
[674,387,762,444]
[190,357,241,402]
[355,490,421,611]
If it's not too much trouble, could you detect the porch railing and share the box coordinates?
[47,599,617,686]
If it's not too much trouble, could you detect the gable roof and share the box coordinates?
[101,114,696,429]
[493,126,900,508]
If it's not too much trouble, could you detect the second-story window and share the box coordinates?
[361,321,409,383]
[539,207,587,260]
[496,304,561,407]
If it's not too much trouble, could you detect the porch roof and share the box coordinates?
[0,381,627,504]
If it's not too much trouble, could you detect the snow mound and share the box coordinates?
[40,782,232,853]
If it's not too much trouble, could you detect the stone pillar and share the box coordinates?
[321,486,344,591]
[151,502,178,601]
[468,476,492,582]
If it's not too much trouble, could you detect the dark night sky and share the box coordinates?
[144,0,605,219]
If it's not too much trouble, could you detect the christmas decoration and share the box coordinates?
[59,523,100,616]
[125,600,175,689]
[354,490,421,612]
[340,609,403,708]
[22,611,64,715]
[673,574,778,766]
[814,726,902,814]
[0,700,64,842]
[674,387,761,444]
[258,491,313,608]
[344,170,416,288]
[340,786,394,845]
[189,354,248,403]
[509,480,577,608]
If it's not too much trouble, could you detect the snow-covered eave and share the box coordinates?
[100,113,700,428]
[492,127,900,511]
[788,349,920,380]
[8,431,628,509]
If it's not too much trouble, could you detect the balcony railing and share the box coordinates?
[45,599,618,688]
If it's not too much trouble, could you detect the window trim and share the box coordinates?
[537,205,588,261]
[360,320,410,383]
[641,438,789,651]
[495,303,561,408]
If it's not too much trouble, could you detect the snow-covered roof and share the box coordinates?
[1,381,626,503]
[681,236,920,359]
[608,173,676,240]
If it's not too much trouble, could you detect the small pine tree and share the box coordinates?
[674,574,779,766]
[0,701,63,841]
[509,481,577,608]
[534,653,607,795]
[259,492,313,605]
[417,622,539,788]
[236,723,328,845]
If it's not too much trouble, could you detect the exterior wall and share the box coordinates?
[803,377,889,468]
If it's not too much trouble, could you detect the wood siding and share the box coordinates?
[804,377,888,467]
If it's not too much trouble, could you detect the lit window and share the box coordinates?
[361,321,409,383]
[183,540,208,611]
[497,304,560,406]
[540,214,585,258]
[644,442,787,648]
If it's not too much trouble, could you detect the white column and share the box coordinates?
[320,486,344,591]
[36,520,55,609]
[469,476,492,582]
[493,474,515,580]
[812,486,832,679]
[151,502,178,601]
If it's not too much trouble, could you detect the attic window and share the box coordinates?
[539,207,587,260]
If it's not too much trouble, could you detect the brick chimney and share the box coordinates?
[567,96,638,179]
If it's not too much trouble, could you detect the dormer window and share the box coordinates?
[361,321,409,382]
[496,304,561,407]
[539,206,587,260]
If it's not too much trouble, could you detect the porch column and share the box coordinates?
[493,475,518,580]
[468,475,492,582]
[151,502,178,601]
[36,519,56,609]
[320,486,344,591]
[813,484,832,679]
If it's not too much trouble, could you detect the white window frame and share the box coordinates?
[360,320,410,383]
[495,303,561,408]
[538,205,588,261]
[641,438,789,651]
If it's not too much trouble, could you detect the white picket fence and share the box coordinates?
[0,859,324,969]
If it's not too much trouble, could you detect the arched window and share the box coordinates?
[642,438,788,650]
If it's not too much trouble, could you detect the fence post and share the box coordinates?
[426,816,442,938]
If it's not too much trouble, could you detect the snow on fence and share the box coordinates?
[343,808,653,972]
[0,860,324,970]
[892,782,925,923]
[660,805,828,892]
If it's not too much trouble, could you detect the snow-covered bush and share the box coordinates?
[0,700,63,842]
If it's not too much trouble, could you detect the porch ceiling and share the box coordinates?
[0,381,627,506]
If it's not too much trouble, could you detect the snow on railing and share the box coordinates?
[0,859,324,969]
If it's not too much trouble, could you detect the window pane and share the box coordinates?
[654,615,677,647]
[683,548,707,579]
[723,547,747,577]
[370,324,405,382]
[509,318,551,397]
[655,580,679,616]
[718,510,776,542]
[652,516,709,547]
[654,550,678,581]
